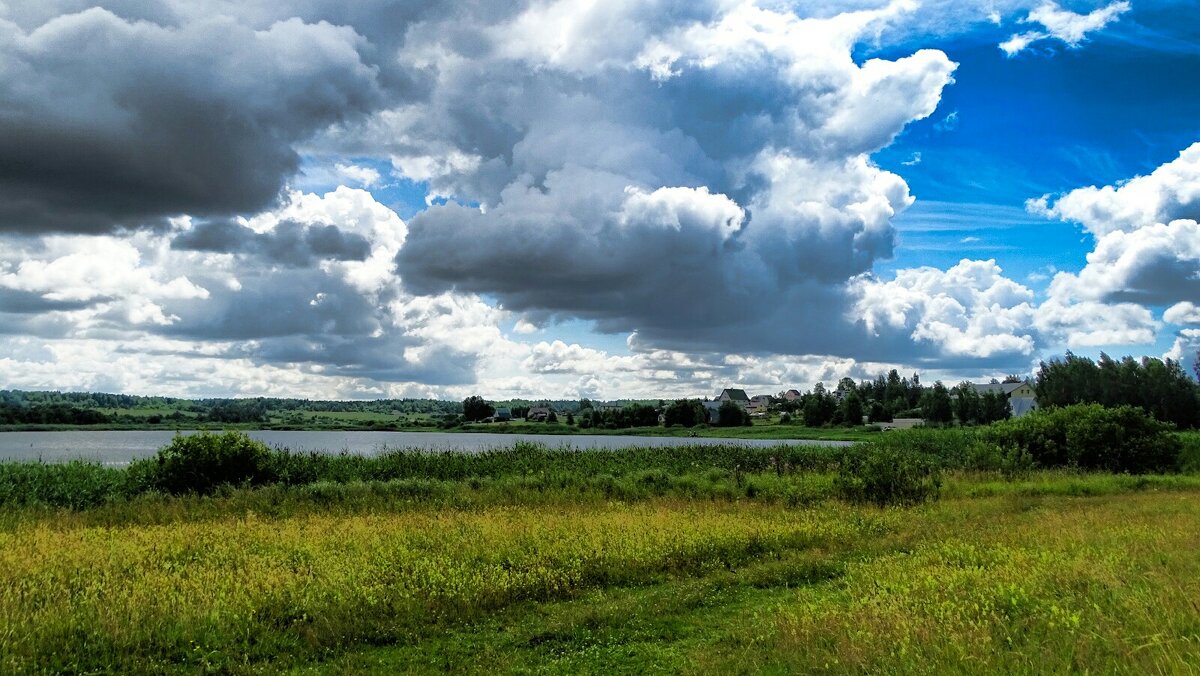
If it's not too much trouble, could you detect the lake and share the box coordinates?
[0,430,852,466]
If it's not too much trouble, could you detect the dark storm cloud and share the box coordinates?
[0,7,385,233]
[172,220,370,266]
[385,1,963,362]
[0,289,102,314]
[156,268,476,383]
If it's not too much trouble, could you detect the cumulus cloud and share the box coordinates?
[1165,302,1200,326]
[390,1,955,360]
[1000,1,1130,56]
[1032,143,1200,307]
[852,259,1038,361]
[0,7,384,232]
[172,220,372,267]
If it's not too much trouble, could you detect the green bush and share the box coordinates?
[835,443,942,507]
[980,404,1181,474]
[136,431,275,495]
[1176,433,1200,474]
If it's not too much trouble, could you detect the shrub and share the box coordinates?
[1180,433,1200,474]
[835,443,942,507]
[139,431,275,495]
[980,404,1180,474]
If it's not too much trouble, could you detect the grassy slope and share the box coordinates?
[2,474,1199,673]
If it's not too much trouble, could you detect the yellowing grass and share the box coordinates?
[771,493,1200,673]
[0,501,891,672]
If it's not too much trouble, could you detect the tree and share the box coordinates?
[546,410,558,423]
[664,399,706,427]
[867,400,892,424]
[1036,352,1199,428]
[717,401,750,427]
[462,396,494,422]
[803,384,837,427]
[978,391,1011,424]
[951,382,980,425]
[839,391,864,427]
[921,381,953,425]
[565,412,575,425]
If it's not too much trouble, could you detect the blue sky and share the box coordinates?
[0,0,1197,399]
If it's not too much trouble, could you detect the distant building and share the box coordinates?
[526,406,554,421]
[747,395,772,415]
[716,389,750,407]
[783,389,802,402]
[967,381,1038,417]
[493,408,512,422]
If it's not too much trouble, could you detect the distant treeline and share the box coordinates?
[0,390,464,417]
[0,403,111,425]
[1036,353,1199,429]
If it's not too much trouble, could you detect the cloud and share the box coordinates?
[1032,143,1200,307]
[0,8,384,233]
[1001,1,1130,56]
[172,220,372,267]
[852,259,1038,361]
[1165,302,1200,326]
[1029,143,1200,238]
[389,1,956,361]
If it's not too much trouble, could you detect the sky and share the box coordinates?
[1,0,1198,401]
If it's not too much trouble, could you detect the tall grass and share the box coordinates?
[0,500,894,673]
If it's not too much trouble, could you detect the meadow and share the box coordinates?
[1,410,1198,673]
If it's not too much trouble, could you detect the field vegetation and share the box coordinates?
[1,404,1199,672]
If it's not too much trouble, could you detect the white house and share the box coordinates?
[968,381,1038,417]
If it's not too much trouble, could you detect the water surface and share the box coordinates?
[0,430,851,466]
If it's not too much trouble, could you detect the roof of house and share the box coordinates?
[719,388,750,401]
[786,389,801,395]
[970,382,1032,396]
[1009,397,1038,417]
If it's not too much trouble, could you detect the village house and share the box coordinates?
[526,406,555,421]
[783,389,801,402]
[716,388,750,407]
[747,395,772,415]
[968,381,1038,417]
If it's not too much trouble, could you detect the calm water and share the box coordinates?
[0,430,851,466]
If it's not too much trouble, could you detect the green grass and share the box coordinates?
[3,481,1198,673]
[2,426,1199,672]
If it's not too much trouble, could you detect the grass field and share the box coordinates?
[2,470,1199,673]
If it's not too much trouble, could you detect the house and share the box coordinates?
[783,389,801,402]
[747,395,772,415]
[716,388,750,407]
[526,406,555,421]
[967,381,1038,417]
[493,408,512,422]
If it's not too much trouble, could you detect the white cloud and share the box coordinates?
[1001,1,1130,56]
[1034,297,1158,347]
[853,259,1038,359]
[1032,144,1200,307]
[1030,143,1200,238]
[334,163,381,187]
[1165,302,1200,326]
